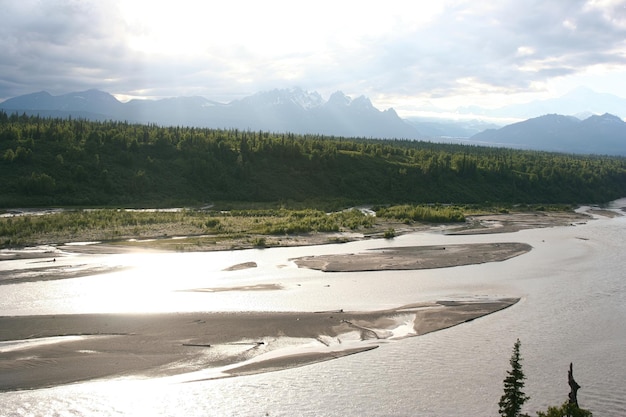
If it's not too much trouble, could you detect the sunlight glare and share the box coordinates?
[117,0,445,58]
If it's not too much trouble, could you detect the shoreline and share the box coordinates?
[0,209,594,258]
[292,242,532,272]
[0,206,622,391]
[0,298,518,392]
[0,209,601,287]
[0,241,532,286]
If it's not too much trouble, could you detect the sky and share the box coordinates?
[1,0,625,119]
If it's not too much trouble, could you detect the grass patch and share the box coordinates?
[0,207,374,249]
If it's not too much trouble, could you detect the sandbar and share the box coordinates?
[293,242,531,272]
[0,298,518,391]
[1,208,614,391]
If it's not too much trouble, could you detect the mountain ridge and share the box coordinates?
[0,88,422,140]
[2,88,625,155]
[457,87,626,120]
[471,113,626,156]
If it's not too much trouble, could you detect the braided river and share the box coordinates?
[1,200,624,416]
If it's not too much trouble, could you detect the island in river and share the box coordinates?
[0,208,618,392]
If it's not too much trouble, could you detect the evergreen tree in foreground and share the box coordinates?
[499,338,530,417]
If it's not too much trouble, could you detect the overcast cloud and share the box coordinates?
[1,0,625,117]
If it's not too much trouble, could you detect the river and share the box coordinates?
[0,201,624,416]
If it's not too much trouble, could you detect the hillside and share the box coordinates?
[4,88,626,156]
[0,88,421,140]
[471,113,626,156]
[458,87,626,120]
[1,113,625,207]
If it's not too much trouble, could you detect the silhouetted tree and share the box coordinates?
[499,338,530,417]
[568,362,580,407]
[536,363,592,417]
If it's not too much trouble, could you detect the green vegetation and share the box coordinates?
[230,208,374,235]
[0,203,581,249]
[376,204,466,223]
[499,340,593,417]
[499,339,530,417]
[1,112,625,208]
[0,207,375,248]
[536,402,592,417]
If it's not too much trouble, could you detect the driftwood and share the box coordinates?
[568,362,581,406]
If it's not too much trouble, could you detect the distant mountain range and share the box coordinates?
[471,113,626,156]
[1,88,625,156]
[457,87,626,120]
[0,88,421,140]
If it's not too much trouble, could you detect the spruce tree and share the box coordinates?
[499,338,530,417]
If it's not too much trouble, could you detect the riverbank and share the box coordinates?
[1,206,621,391]
[0,209,592,260]
[0,209,600,286]
[0,298,518,391]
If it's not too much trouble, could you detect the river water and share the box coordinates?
[0,201,625,416]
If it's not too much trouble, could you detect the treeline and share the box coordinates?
[1,111,625,207]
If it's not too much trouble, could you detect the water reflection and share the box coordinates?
[0,206,625,416]
[0,215,616,316]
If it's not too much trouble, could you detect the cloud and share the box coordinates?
[0,0,625,109]
[367,0,626,114]
[0,1,131,94]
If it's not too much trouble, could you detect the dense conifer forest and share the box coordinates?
[1,111,625,208]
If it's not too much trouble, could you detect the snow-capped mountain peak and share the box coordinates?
[240,88,324,110]
[1,87,420,140]
[326,91,352,107]
[287,87,324,109]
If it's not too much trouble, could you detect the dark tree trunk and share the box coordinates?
[568,362,581,407]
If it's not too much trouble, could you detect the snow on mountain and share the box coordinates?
[2,87,624,155]
[0,88,421,139]
[237,88,324,110]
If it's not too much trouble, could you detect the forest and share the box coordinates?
[1,111,625,208]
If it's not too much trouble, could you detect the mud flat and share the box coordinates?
[0,298,518,391]
[292,242,532,272]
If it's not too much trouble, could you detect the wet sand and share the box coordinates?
[0,210,589,286]
[0,209,593,259]
[292,242,531,272]
[446,211,591,235]
[0,208,617,391]
[0,298,518,391]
